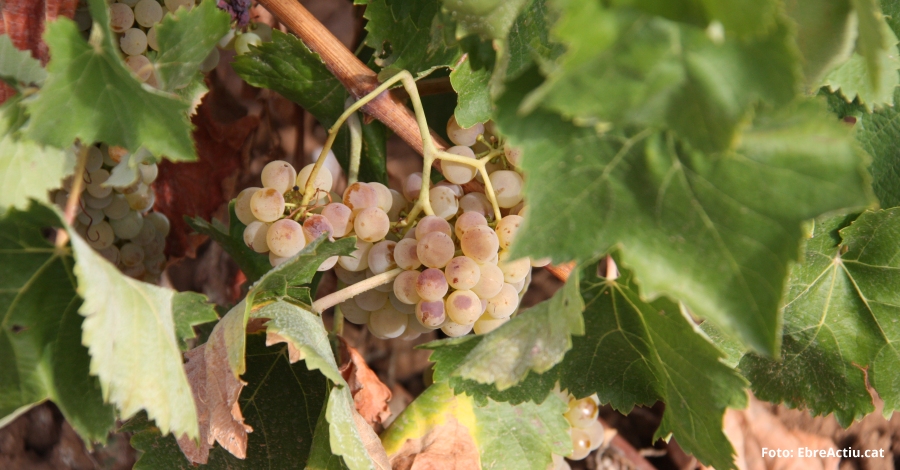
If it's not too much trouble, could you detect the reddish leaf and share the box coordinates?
[153,90,259,259]
[0,0,77,104]
[339,338,392,427]
[389,417,480,470]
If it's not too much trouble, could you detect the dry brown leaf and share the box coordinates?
[266,331,303,363]
[339,338,392,427]
[353,408,392,469]
[176,327,253,463]
[713,397,840,470]
[389,417,480,470]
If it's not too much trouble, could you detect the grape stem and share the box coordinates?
[312,267,403,313]
[346,99,362,186]
[55,144,89,248]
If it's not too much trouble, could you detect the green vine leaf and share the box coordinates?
[450,57,493,127]
[70,226,203,440]
[154,0,230,92]
[785,0,856,86]
[381,381,570,470]
[129,334,330,469]
[0,34,46,87]
[0,203,114,442]
[423,270,582,390]
[185,202,273,284]
[25,0,196,161]
[740,209,900,426]
[232,30,387,184]
[442,0,531,40]
[495,67,873,354]
[171,292,218,351]
[559,257,748,470]
[0,126,74,212]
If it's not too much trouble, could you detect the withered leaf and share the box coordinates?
[339,338,392,427]
[389,417,480,470]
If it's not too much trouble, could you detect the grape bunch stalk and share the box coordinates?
[53,143,170,282]
[237,71,549,341]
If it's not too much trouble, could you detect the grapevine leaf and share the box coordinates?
[450,57,492,127]
[0,34,46,87]
[69,228,199,439]
[307,396,350,470]
[129,334,330,469]
[232,30,387,184]
[784,0,856,85]
[171,292,218,351]
[185,202,271,283]
[422,270,582,390]
[696,0,779,36]
[0,203,114,442]
[0,134,74,212]
[381,382,570,470]
[25,0,196,161]
[327,387,391,470]
[153,0,230,92]
[533,2,800,152]
[853,0,895,88]
[442,0,531,40]
[559,257,748,470]
[362,0,461,78]
[495,68,873,354]
[250,301,343,383]
[504,0,564,81]
[740,209,900,425]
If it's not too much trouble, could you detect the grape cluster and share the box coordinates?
[53,144,170,282]
[239,116,544,341]
[548,389,606,469]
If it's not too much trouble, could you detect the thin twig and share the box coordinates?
[256,0,448,155]
[56,145,89,248]
[312,268,402,313]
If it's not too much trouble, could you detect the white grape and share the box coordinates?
[218,28,237,50]
[551,453,572,470]
[234,187,260,225]
[415,300,445,328]
[134,216,158,244]
[318,256,339,272]
[134,0,163,27]
[98,245,121,265]
[355,288,388,311]
[269,252,288,267]
[368,304,408,339]
[486,283,519,318]
[441,146,478,184]
[147,26,159,51]
[86,169,112,198]
[85,146,103,172]
[296,164,334,201]
[446,290,482,326]
[340,300,370,325]
[472,263,504,299]
[459,192,493,220]
[250,188,285,222]
[446,115,484,147]
[402,172,423,202]
[261,160,297,194]
[104,204,130,229]
[416,231,454,268]
[444,256,480,290]
[77,207,104,226]
[499,255,530,283]
[475,160,503,184]
[415,215,452,240]
[335,263,367,284]
[338,239,372,271]
[243,221,270,253]
[455,212,488,238]
[441,320,473,337]
[302,214,334,243]
[460,225,499,264]
[393,270,421,305]
[342,182,379,213]
[321,203,352,237]
[504,146,523,167]
[389,292,416,315]
[125,55,153,82]
[371,269,394,292]
[429,186,459,220]
[388,189,407,220]
[84,192,113,209]
[415,268,449,302]
[109,3,135,33]
[496,215,523,250]
[435,180,464,198]
[511,277,526,293]
[120,28,148,56]
[565,395,600,429]
[489,170,525,208]
[125,186,155,212]
[531,257,551,267]
[393,238,421,270]
[473,313,508,335]
[234,32,263,55]
[110,210,143,239]
[569,428,592,460]
[120,242,145,266]
[86,221,115,250]
[367,240,397,274]
[266,219,306,257]
[164,0,194,12]
[584,420,605,451]
[139,162,158,185]
[146,212,170,237]
[353,207,390,242]
[368,182,393,212]
[121,263,146,278]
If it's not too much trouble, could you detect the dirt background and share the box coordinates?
[1,1,899,469]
